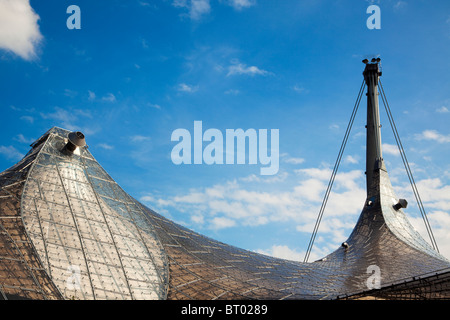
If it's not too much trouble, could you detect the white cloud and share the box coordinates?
[64,89,77,98]
[147,102,161,109]
[14,134,34,144]
[143,166,365,260]
[293,178,326,202]
[0,0,43,60]
[40,106,94,133]
[98,143,114,150]
[173,0,211,20]
[0,145,23,161]
[227,62,270,76]
[172,1,188,9]
[292,85,309,94]
[211,217,236,229]
[393,1,407,11]
[394,176,450,259]
[141,38,149,49]
[130,135,151,142]
[101,93,116,103]
[173,0,255,20]
[142,162,450,259]
[224,89,240,95]
[295,167,332,181]
[427,211,450,258]
[239,172,288,183]
[191,0,210,19]
[88,90,96,101]
[344,155,359,164]
[382,143,400,156]
[409,211,450,260]
[40,107,71,122]
[227,0,256,11]
[177,83,198,93]
[412,178,450,210]
[415,130,450,143]
[329,124,339,130]
[436,106,449,113]
[20,115,34,123]
[74,109,93,119]
[256,245,304,262]
[284,157,305,165]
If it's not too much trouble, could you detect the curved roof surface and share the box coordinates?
[0,126,449,300]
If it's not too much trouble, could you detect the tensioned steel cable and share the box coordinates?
[303,80,366,262]
[379,80,439,252]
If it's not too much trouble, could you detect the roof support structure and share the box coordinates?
[363,60,383,195]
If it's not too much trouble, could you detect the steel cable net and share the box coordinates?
[0,142,62,300]
[1,114,450,300]
[20,129,168,300]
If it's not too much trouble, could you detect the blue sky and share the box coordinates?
[1,0,449,261]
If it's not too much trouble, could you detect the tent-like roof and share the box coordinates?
[1,62,449,300]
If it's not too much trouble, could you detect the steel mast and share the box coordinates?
[363,58,383,195]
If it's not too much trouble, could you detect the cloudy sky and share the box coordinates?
[0,0,449,262]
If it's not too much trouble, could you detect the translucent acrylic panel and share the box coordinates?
[43,242,94,299]
[36,152,54,167]
[32,164,60,186]
[63,178,97,204]
[58,163,88,183]
[41,135,67,158]
[100,196,133,221]
[68,197,104,223]
[21,133,168,300]
[38,181,68,207]
[82,157,113,182]
[88,176,117,200]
